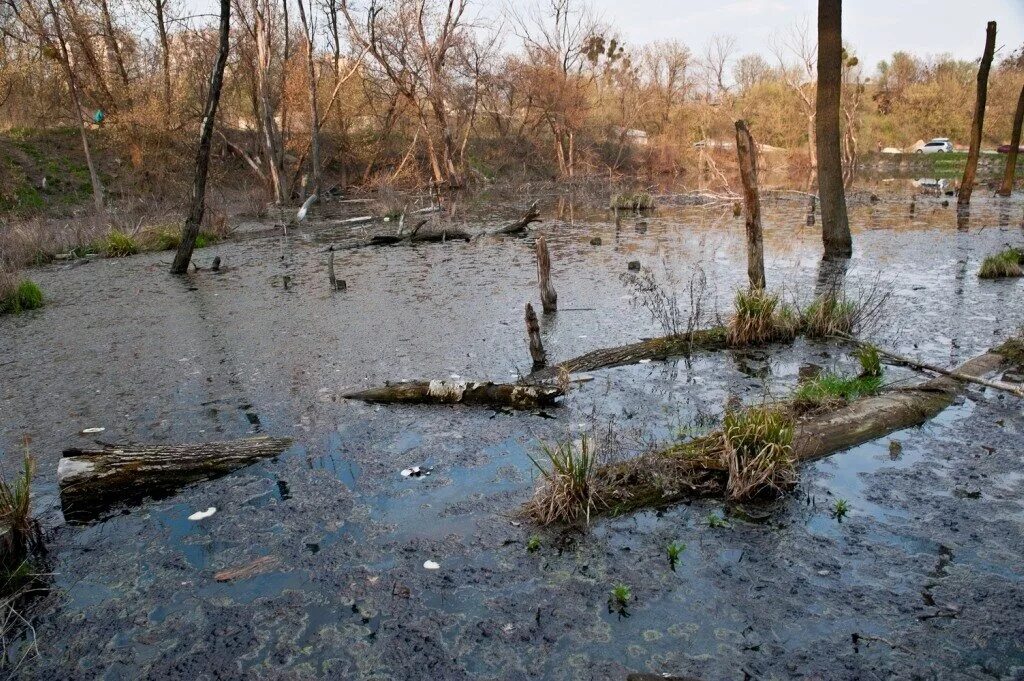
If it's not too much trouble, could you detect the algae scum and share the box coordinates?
[1,184,1023,679]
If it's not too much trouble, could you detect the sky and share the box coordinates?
[182,0,1024,76]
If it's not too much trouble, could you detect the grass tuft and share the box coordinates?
[524,436,600,526]
[526,535,541,553]
[610,191,654,211]
[666,541,685,570]
[102,230,139,257]
[855,344,883,378]
[142,226,181,251]
[0,452,39,572]
[0,276,43,315]
[831,498,850,520]
[792,374,883,414]
[722,405,796,500]
[727,289,799,346]
[978,248,1024,279]
[609,583,631,608]
[801,293,856,338]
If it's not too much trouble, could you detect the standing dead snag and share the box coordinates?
[734,120,766,290]
[998,83,1024,197]
[536,236,558,313]
[816,0,852,258]
[959,21,997,207]
[525,302,546,370]
[58,436,293,521]
[171,0,230,274]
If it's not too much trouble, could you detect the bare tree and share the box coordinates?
[171,0,231,274]
[772,19,817,167]
[296,0,322,198]
[816,0,850,258]
[700,33,735,99]
[958,20,996,207]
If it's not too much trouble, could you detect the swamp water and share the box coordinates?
[1,182,1023,679]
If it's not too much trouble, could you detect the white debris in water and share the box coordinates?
[401,466,431,478]
[638,359,652,364]
[427,380,467,402]
[80,427,105,434]
[449,373,461,379]
[188,507,217,521]
[423,560,440,570]
[401,468,414,477]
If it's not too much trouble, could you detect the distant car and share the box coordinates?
[917,138,953,154]
[997,143,1024,153]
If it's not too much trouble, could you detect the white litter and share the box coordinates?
[80,427,105,434]
[638,359,652,364]
[188,507,217,521]
[423,560,440,570]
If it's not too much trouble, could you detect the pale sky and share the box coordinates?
[181,0,1024,76]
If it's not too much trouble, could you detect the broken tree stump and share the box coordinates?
[344,380,562,409]
[536,236,557,313]
[525,302,547,370]
[58,435,293,521]
[735,120,766,290]
[494,201,541,235]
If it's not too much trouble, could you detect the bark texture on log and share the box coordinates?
[528,328,730,381]
[526,302,547,370]
[735,120,766,290]
[998,83,1024,197]
[959,21,997,207]
[536,236,558,312]
[816,0,852,258]
[344,380,563,409]
[494,201,541,235]
[58,436,293,521]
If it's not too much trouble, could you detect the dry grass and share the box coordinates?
[524,436,601,526]
[727,289,799,346]
[0,453,38,568]
[722,405,796,500]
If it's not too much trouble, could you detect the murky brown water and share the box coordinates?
[1,179,1023,679]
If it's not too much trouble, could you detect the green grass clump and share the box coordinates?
[978,248,1023,279]
[666,541,685,570]
[707,513,730,529]
[722,405,796,500]
[801,293,857,338]
[0,279,43,314]
[102,230,139,257]
[526,535,541,553]
[831,498,850,520]
[143,227,181,251]
[0,453,38,571]
[792,374,883,413]
[855,344,883,378]
[610,191,654,211]
[525,435,600,526]
[994,329,1024,366]
[609,583,631,608]
[727,289,800,346]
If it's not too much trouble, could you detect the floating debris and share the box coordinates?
[401,466,433,478]
[188,507,217,521]
[214,555,279,582]
[423,560,440,570]
[80,427,105,434]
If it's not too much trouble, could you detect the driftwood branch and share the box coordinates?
[58,436,293,521]
[344,380,562,409]
[493,201,541,235]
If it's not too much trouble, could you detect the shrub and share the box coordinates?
[978,248,1024,279]
[722,405,796,500]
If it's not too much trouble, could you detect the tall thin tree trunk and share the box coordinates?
[735,120,766,290]
[297,0,321,199]
[816,0,851,258]
[997,83,1024,197]
[255,6,285,203]
[47,0,103,211]
[959,21,996,207]
[156,0,172,126]
[171,0,230,274]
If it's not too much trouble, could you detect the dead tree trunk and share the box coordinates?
[536,236,557,313]
[296,0,321,199]
[959,21,997,207]
[816,0,852,258]
[997,83,1024,197]
[735,120,766,290]
[171,0,230,274]
[494,201,541,235]
[344,380,563,409]
[58,436,292,521]
[526,302,546,370]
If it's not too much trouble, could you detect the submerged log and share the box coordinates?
[529,328,730,381]
[58,436,293,521]
[344,380,562,409]
[494,201,541,235]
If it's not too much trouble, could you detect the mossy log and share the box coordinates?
[58,436,293,521]
[529,328,730,380]
[344,380,562,409]
[551,349,1009,521]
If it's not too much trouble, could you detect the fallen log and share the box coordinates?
[529,328,730,380]
[58,436,293,522]
[526,343,1015,524]
[344,380,562,409]
[493,201,541,235]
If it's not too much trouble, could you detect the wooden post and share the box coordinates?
[536,236,558,312]
[997,83,1024,197]
[734,120,766,290]
[525,302,546,370]
[959,21,997,207]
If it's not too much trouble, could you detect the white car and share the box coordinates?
[918,138,953,153]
